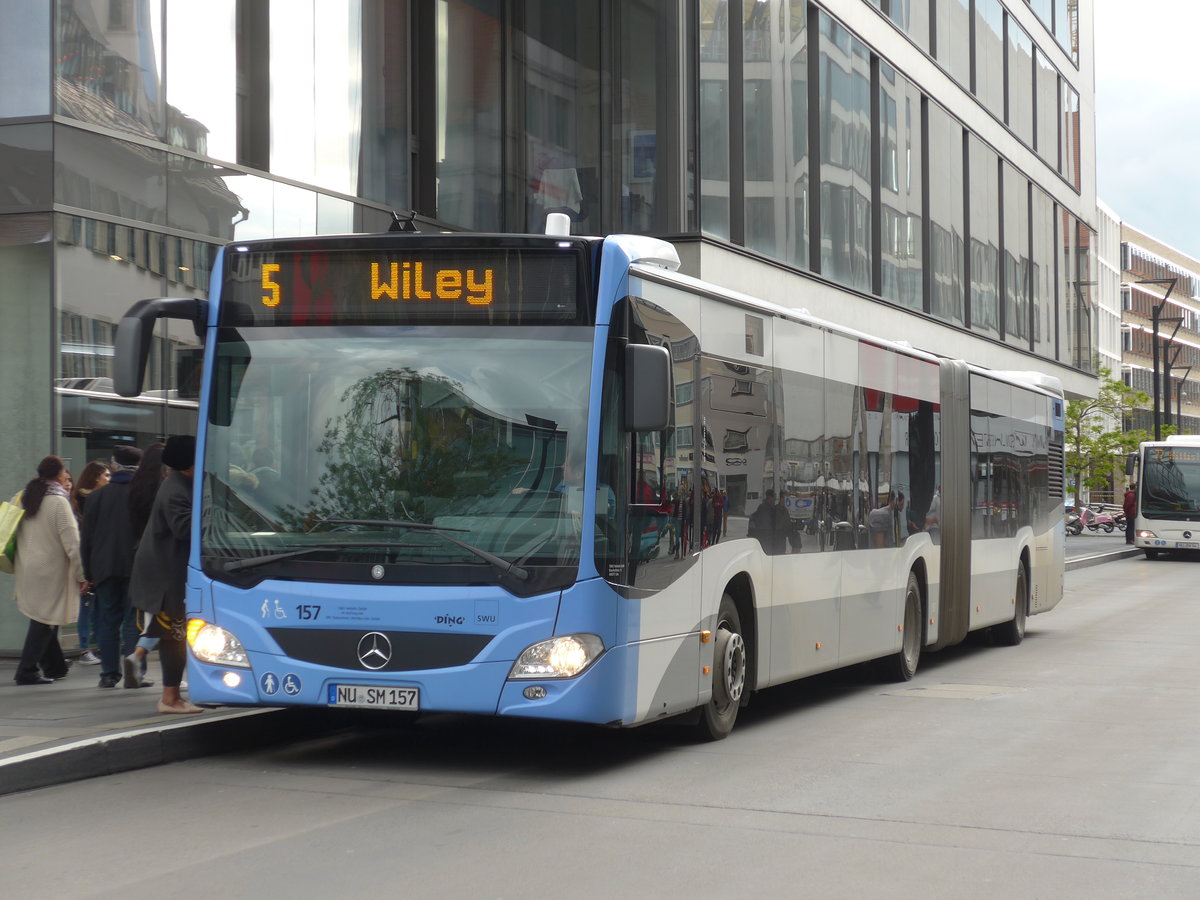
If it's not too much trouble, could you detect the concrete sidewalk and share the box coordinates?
[0,542,1141,797]
[0,656,340,797]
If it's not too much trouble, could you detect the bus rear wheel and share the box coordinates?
[993,564,1028,646]
[696,594,745,741]
[882,571,922,681]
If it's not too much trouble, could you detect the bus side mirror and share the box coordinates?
[1124,453,1136,477]
[114,298,208,397]
[624,344,671,433]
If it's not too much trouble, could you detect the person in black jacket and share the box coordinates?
[130,435,201,714]
[81,444,145,688]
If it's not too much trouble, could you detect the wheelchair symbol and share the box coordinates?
[282,674,302,696]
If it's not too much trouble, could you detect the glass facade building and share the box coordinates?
[0,0,1097,648]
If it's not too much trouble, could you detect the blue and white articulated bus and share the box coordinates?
[1130,435,1200,560]
[114,226,1065,739]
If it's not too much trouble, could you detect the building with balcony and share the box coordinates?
[1120,225,1200,436]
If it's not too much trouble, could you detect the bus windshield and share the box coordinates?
[201,325,592,589]
[1142,448,1200,518]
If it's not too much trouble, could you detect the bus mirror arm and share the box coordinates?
[114,297,208,397]
[624,343,671,432]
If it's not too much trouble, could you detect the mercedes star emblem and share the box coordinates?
[357,632,392,670]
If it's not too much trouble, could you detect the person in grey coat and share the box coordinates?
[128,434,201,714]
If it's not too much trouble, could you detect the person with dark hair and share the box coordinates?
[1123,483,1137,545]
[81,444,145,688]
[130,434,201,713]
[13,456,86,685]
[123,442,166,687]
[70,460,110,666]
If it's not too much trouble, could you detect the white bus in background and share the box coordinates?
[1131,435,1200,560]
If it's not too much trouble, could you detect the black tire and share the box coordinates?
[696,594,746,741]
[993,563,1028,646]
[1145,549,1160,560]
[1101,522,1114,533]
[882,572,923,681]
[1067,521,1081,536]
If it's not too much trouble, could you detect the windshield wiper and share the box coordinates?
[311,518,530,582]
[223,541,403,574]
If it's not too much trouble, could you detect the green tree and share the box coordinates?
[1064,368,1154,506]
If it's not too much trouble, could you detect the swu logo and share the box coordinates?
[436,615,465,627]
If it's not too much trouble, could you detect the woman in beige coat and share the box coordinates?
[13,456,86,685]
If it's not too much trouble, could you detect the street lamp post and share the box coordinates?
[1177,365,1193,428]
[1136,278,1178,440]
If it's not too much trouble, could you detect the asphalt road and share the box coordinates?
[3,553,1198,899]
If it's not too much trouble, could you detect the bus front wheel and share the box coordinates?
[1144,549,1160,560]
[696,594,746,741]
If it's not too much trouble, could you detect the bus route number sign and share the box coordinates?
[226,246,583,326]
[328,684,420,710]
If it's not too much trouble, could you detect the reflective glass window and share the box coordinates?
[1068,218,1095,372]
[700,0,731,241]
[54,214,209,461]
[927,104,964,326]
[1035,50,1059,167]
[437,0,502,229]
[1002,162,1030,349]
[357,0,410,210]
[818,12,872,293]
[1031,187,1056,358]
[56,0,163,138]
[974,0,1004,118]
[0,4,51,117]
[888,0,930,53]
[743,0,808,268]
[1007,18,1034,146]
[1054,0,1075,63]
[1030,0,1052,29]
[317,194,356,235]
[167,155,249,241]
[0,124,53,212]
[1058,206,1076,366]
[521,2,601,235]
[1062,83,1080,189]
[618,0,667,233]
[968,136,999,337]
[166,0,237,160]
[56,125,166,225]
[934,0,971,88]
[879,64,922,311]
[0,214,53,487]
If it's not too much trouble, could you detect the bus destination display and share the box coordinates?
[1149,447,1200,464]
[223,247,585,326]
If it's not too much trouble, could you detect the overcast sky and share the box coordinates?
[1093,0,1200,258]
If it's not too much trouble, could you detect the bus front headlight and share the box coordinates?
[187,619,251,668]
[509,634,604,679]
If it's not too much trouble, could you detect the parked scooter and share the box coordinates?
[1066,504,1117,535]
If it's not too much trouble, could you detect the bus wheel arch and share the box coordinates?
[882,568,925,681]
[723,572,757,704]
[695,578,754,741]
[993,552,1030,646]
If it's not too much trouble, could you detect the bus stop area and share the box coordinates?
[0,538,1141,798]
